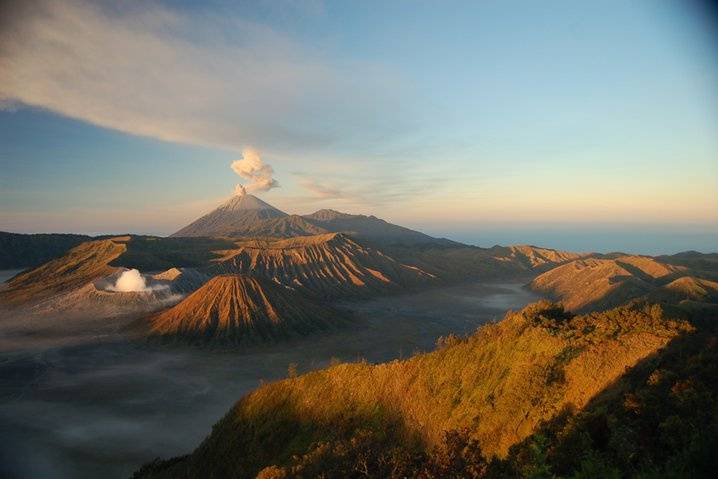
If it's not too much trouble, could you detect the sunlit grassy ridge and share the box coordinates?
[501,316,718,478]
[136,301,692,478]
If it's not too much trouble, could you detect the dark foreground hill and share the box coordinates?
[134,300,717,478]
[140,275,342,344]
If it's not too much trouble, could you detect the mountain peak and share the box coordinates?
[170,194,287,237]
[143,274,341,343]
[218,194,284,213]
[304,209,352,221]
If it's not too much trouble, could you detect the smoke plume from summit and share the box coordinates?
[231,148,279,196]
[110,269,150,292]
[108,269,169,293]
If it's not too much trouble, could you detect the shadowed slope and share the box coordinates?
[383,243,588,282]
[302,209,454,246]
[110,236,237,271]
[210,233,435,299]
[135,301,690,478]
[143,275,341,343]
[657,250,718,280]
[152,267,209,293]
[498,317,718,478]
[647,276,718,311]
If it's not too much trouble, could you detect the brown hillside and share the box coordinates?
[209,233,435,299]
[613,254,684,280]
[530,254,718,313]
[28,282,181,318]
[143,275,342,343]
[496,244,588,269]
[0,238,127,307]
[649,276,718,304]
[530,257,667,312]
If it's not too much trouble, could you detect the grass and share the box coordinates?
[135,300,694,478]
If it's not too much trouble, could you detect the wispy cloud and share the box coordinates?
[286,164,452,214]
[298,178,346,200]
[0,0,407,153]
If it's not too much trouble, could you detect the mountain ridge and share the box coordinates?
[135,300,694,478]
[170,194,456,246]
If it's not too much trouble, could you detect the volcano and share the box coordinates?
[142,274,342,343]
[170,193,453,246]
[171,193,294,237]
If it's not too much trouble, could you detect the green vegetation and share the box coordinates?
[135,301,709,478]
[109,236,236,270]
[0,231,91,269]
[501,317,718,478]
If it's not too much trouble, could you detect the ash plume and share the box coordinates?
[108,269,168,293]
[230,148,279,196]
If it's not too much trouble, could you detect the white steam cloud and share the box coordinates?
[109,269,167,293]
[231,148,279,196]
[110,269,150,292]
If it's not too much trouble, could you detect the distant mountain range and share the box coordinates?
[3,193,717,346]
[170,193,457,246]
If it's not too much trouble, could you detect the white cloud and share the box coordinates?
[0,0,407,153]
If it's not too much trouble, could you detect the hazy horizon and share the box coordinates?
[2,215,716,256]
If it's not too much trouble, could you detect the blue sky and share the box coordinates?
[0,0,716,253]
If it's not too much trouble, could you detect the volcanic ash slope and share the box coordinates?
[142,274,344,344]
